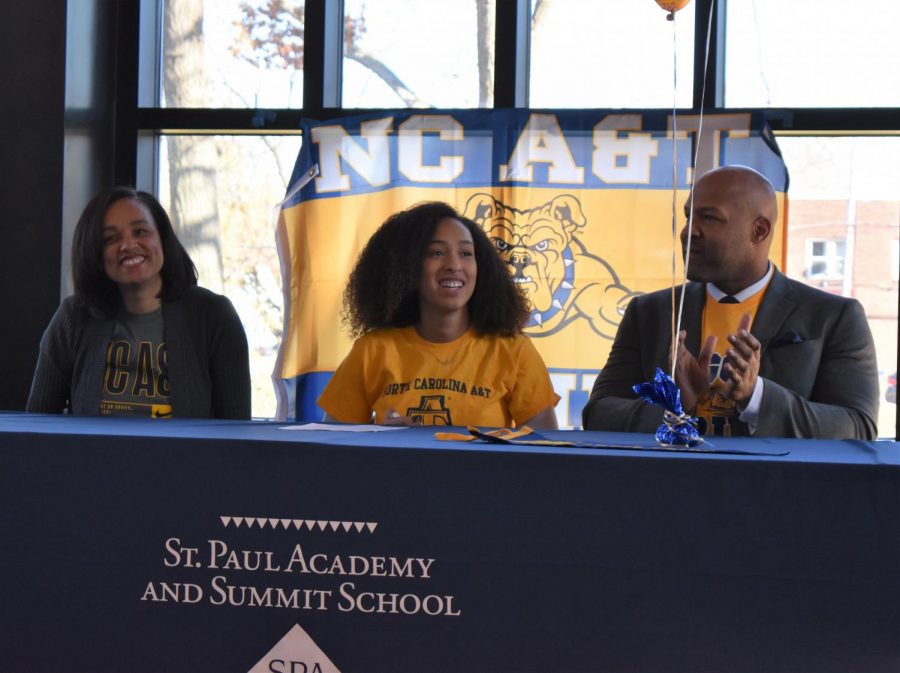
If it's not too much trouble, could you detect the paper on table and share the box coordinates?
[279,423,409,432]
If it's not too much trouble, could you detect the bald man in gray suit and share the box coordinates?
[583,165,878,439]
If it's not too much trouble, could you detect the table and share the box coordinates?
[1,413,897,673]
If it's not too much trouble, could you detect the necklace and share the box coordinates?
[419,334,468,367]
[427,346,464,367]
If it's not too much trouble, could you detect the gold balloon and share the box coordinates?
[655,0,692,12]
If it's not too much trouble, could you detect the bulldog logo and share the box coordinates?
[465,193,637,339]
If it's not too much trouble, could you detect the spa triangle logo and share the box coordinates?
[248,623,342,673]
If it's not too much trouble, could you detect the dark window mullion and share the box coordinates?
[494,0,529,108]
[113,0,140,185]
[135,107,900,135]
[303,0,344,118]
[693,0,725,110]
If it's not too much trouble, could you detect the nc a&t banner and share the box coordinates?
[275,110,788,426]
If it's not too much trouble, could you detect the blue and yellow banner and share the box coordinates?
[275,110,788,426]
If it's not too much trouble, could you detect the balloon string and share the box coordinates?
[669,11,678,366]
[670,1,715,381]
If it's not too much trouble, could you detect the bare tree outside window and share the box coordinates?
[163,0,225,293]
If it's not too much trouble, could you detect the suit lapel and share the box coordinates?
[683,283,705,355]
[753,269,795,366]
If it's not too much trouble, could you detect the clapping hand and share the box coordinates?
[720,313,761,408]
[672,330,717,415]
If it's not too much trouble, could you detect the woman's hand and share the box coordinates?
[522,406,558,430]
[380,408,422,426]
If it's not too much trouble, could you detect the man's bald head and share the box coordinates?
[694,165,778,238]
[681,165,778,295]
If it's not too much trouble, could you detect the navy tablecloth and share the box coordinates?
[1,413,898,673]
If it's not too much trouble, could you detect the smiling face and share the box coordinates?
[680,167,774,295]
[418,217,477,321]
[101,197,165,296]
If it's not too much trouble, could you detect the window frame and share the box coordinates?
[116,0,900,436]
[120,0,900,183]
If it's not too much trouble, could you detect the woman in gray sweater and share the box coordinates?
[27,187,250,419]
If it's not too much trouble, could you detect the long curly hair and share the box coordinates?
[342,201,531,338]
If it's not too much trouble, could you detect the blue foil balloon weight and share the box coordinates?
[633,367,703,447]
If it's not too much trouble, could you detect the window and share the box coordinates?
[529,0,695,108]
[161,0,305,108]
[724,0,900,107]
[805,239,845,280]
[134,0,900,435]
[343,0,496,108]
[157,134,303,416]
[780,135,899,436]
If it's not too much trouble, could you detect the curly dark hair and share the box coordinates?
[342,201,531,338]
[71,186,198,317]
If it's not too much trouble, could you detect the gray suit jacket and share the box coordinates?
[582,269,879,439]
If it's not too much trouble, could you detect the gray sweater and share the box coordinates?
[27,286,251,419]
